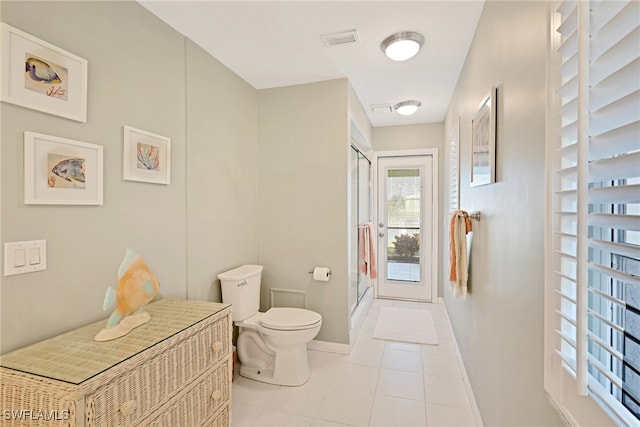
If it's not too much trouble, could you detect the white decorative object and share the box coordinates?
[94,248,159,342]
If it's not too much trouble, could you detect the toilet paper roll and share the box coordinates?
[313,267,331,282]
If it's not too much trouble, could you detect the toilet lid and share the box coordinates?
[261,308,322,330]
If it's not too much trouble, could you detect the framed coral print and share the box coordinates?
[24,132,103,205]
[1,23,88,122]
[123,126,171,185]
[470,86,497,187]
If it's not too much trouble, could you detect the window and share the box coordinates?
[547,1,640,425]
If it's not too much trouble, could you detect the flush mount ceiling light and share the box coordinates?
[381,31,425,61]
[394,100,421,116]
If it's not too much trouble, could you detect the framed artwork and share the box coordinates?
[449,117,460,212]
[1,23,88,122]
[24,132,103,205]
[470,86,497,187]
[123,126,171,185]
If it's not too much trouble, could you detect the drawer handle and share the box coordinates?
[211,390,222,401]
[119,400,137,416]
[211,341,223,352]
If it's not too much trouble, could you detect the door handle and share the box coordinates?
[378,232,385,238]
[379,223,384,228]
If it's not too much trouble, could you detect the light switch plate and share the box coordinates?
[4,240,47,276]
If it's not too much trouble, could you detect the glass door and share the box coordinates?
[377,156,433,301]
[350,145,372,314]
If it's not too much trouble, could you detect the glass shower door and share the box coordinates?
[350,145,372,314]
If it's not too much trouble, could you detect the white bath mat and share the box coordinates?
[373,307,439,345]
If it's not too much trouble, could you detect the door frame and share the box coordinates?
[373,148,439,302]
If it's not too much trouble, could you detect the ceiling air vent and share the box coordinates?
[321,30,359,47]
[371,104,393,114]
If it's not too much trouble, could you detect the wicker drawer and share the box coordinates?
[204,406,230,427]
[86,313,229,426]
[0,300,231,427]
[144,361,230,426]
[0,371,78,427]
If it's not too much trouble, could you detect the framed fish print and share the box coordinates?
[470,86,497,187]
[123,126,171,185]
[24,131,103,205]
[1,23,88,122]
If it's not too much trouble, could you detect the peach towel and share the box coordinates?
[449,210,472,297]
[359,223,377,280]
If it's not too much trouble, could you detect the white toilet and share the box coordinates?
[218,265,322,386]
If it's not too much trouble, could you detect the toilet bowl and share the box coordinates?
[218,265,322,386]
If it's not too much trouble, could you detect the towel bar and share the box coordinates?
[458,211,481,221]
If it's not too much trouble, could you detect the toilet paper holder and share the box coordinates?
[309,267,332,281]
[308,268,332,275]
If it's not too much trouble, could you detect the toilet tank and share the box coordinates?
[218,265,263,321]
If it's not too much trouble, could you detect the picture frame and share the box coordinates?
[470,86,497,187]
[123,126,171,185]
[24,132,103,205]
[1,23,88,122]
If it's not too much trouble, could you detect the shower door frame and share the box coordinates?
[349,144,373,314]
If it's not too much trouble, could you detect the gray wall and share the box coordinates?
[257,79,351,345]
[373,123,443,152]
[185,40,259,302]
[442,1,562,425]
[1,1,365,352]
[0,1,259,352]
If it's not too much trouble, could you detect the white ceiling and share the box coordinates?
[139,1,484,127]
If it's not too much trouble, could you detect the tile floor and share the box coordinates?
[231,299,481,427]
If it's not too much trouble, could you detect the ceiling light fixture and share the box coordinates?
[381,31,425,61]
[394,100,421,116]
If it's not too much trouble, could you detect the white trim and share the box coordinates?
[575,0,590,395]
[373,148,439,303]
[544,0,561,402]
[375,148,438,158]
[441,301,484,427]
[269,288,306,308]
[350,119,372,153]
[546,394,577,427]
[349,286,373,344]
[307,339,350,355]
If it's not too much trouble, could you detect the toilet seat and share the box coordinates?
[260,308,322,331]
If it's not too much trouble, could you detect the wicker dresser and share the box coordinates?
[0,298,232,427]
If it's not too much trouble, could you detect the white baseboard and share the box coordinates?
[307,339,350,354]
[350,288,374,345]
[441,301,485,427]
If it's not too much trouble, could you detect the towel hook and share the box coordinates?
[469,211,481,221]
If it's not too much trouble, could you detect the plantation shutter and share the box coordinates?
[552,0,640,425]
